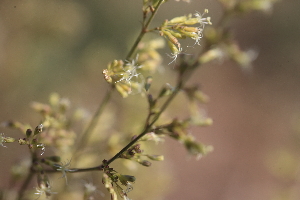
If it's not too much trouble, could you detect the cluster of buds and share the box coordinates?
[139,132,165,144]
[120,141,164,167]
[183,135,213,160]
[102,161,135,199]
[199,42,258,70]
[0,133,15,148]
[103,59,144,98]
[31,93,77,153]
[17,125,46,155]
[153,118,213,159]
[183,85,213,126]
[159,9,212,63]
[121,143,143,159]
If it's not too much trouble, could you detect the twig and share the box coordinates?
[126,0,165,60]
[74,85,114,155]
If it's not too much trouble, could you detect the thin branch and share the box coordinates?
[104,70,185,167]
[74,86,114,155]
[125,0,165,60]
[17,171,34,200]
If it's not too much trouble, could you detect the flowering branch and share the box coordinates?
[126,0,165,60]
[0,1,279,199]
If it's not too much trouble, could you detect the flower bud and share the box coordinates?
[1,133,14,147]
[163,31,180,48]
[26,129,32,138]
[139,160,152,167]
[146,155,164,161]
[132,144,142,153]
[167,41,181,58]
[145,76,153,91]
[103,69,112,83]
[115,83,131,98]
[158,84,173,98]
[183,18,199,25]
[168,16,187,24]
[194,91,210,103]
[147,94,156,108]
[4,137,15,143]
[179,26,199,33]
[18,138,27,145]
[168,30,185,39]
[184,137,213,159]
[118,174,136,185]
[199,118,213,127]
[34,124,43,135]
[131,135,138,141]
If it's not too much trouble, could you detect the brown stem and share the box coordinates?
[125,0,165,60]
[17,171,34,200]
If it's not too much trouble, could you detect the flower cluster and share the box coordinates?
[35,172,57,199]
[136,38,165,73]
[154,118,213,159]
[159,9,212,63]
[102,162,135,200]
[183,85,213,126]
[10,124,47,155]
[0,133,15,148]
[103,59,144,98]
[31,93,77,153]
[119,141,164,167]
[199,39,258,70]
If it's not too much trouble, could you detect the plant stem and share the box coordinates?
[101,0,167,166]
[104,76,183,167]
[64,76,184,172]
[74,86,114,155]
[17,171,34,200]
[16,145,40,200]
[74,1,165,154]
[67,57,197,172]
[125,0,165,60]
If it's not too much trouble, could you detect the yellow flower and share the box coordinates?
[103,59,144,98]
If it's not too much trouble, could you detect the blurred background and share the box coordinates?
[1,0,300,200]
